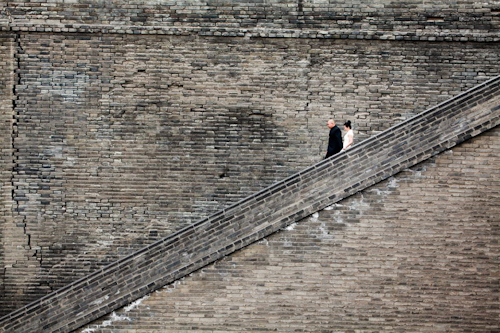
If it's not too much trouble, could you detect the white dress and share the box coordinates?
[343,129,353,150]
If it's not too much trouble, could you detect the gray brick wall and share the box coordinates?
[79,126,500,333]
[1,0,499,41]
[0,35,16,314]
[0,0,499,324]
[2,30,499,316]
[1,76,498,333]
[1,34,47,314]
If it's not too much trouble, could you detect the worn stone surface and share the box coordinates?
[1,76,498,333]
[1,31,499,316]
[79,127,500,333]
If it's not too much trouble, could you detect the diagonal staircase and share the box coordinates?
[1,76,499,333]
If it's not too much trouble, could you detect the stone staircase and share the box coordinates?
[1,76,499,333]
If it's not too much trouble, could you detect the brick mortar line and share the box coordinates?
[0,23,499,41]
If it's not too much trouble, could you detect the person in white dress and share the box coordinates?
[342,120,354,151]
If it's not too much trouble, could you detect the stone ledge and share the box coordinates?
[0,23,499,42]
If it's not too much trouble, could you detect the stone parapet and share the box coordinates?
[0,0,499,40]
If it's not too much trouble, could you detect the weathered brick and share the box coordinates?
[1,1,500,331]
[3,75,498,333]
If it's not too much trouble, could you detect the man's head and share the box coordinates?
[327,119,335,129]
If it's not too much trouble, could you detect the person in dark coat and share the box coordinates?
[324,119,343,159]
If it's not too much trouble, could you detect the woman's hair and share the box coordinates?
[344,120,351,129]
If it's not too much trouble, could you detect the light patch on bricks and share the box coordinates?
[370,188,391,196]
[155,278,186,294]
[166,280,183,292]
[44,145,63,159]
[124,294,150,312]
[63,156,76,166]
[49,70,90,104]
[387,177,399,188]
[285,223,297,231]
[318,222,332,240]
[349,195,370,211]
[81,295,150,333]
[258,238,269,246]
[181,251,192,263]
[89,295,109,306]
[96,235,115,247]
[81,312,131,333]
[310,212,319,222]
[327,203,344,210]
[332,211,345,224]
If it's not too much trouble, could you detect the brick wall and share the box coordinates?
[0,34,14,313]
[1,0,499,40]
[0,0,499,322]
[79,126,500,332]
[1,75,498,333]
[2,30,499,316]
[1,34,49,315]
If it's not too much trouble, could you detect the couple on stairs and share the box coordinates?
[325,119,354,159]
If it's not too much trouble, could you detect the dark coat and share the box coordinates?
[326,125,343,158]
